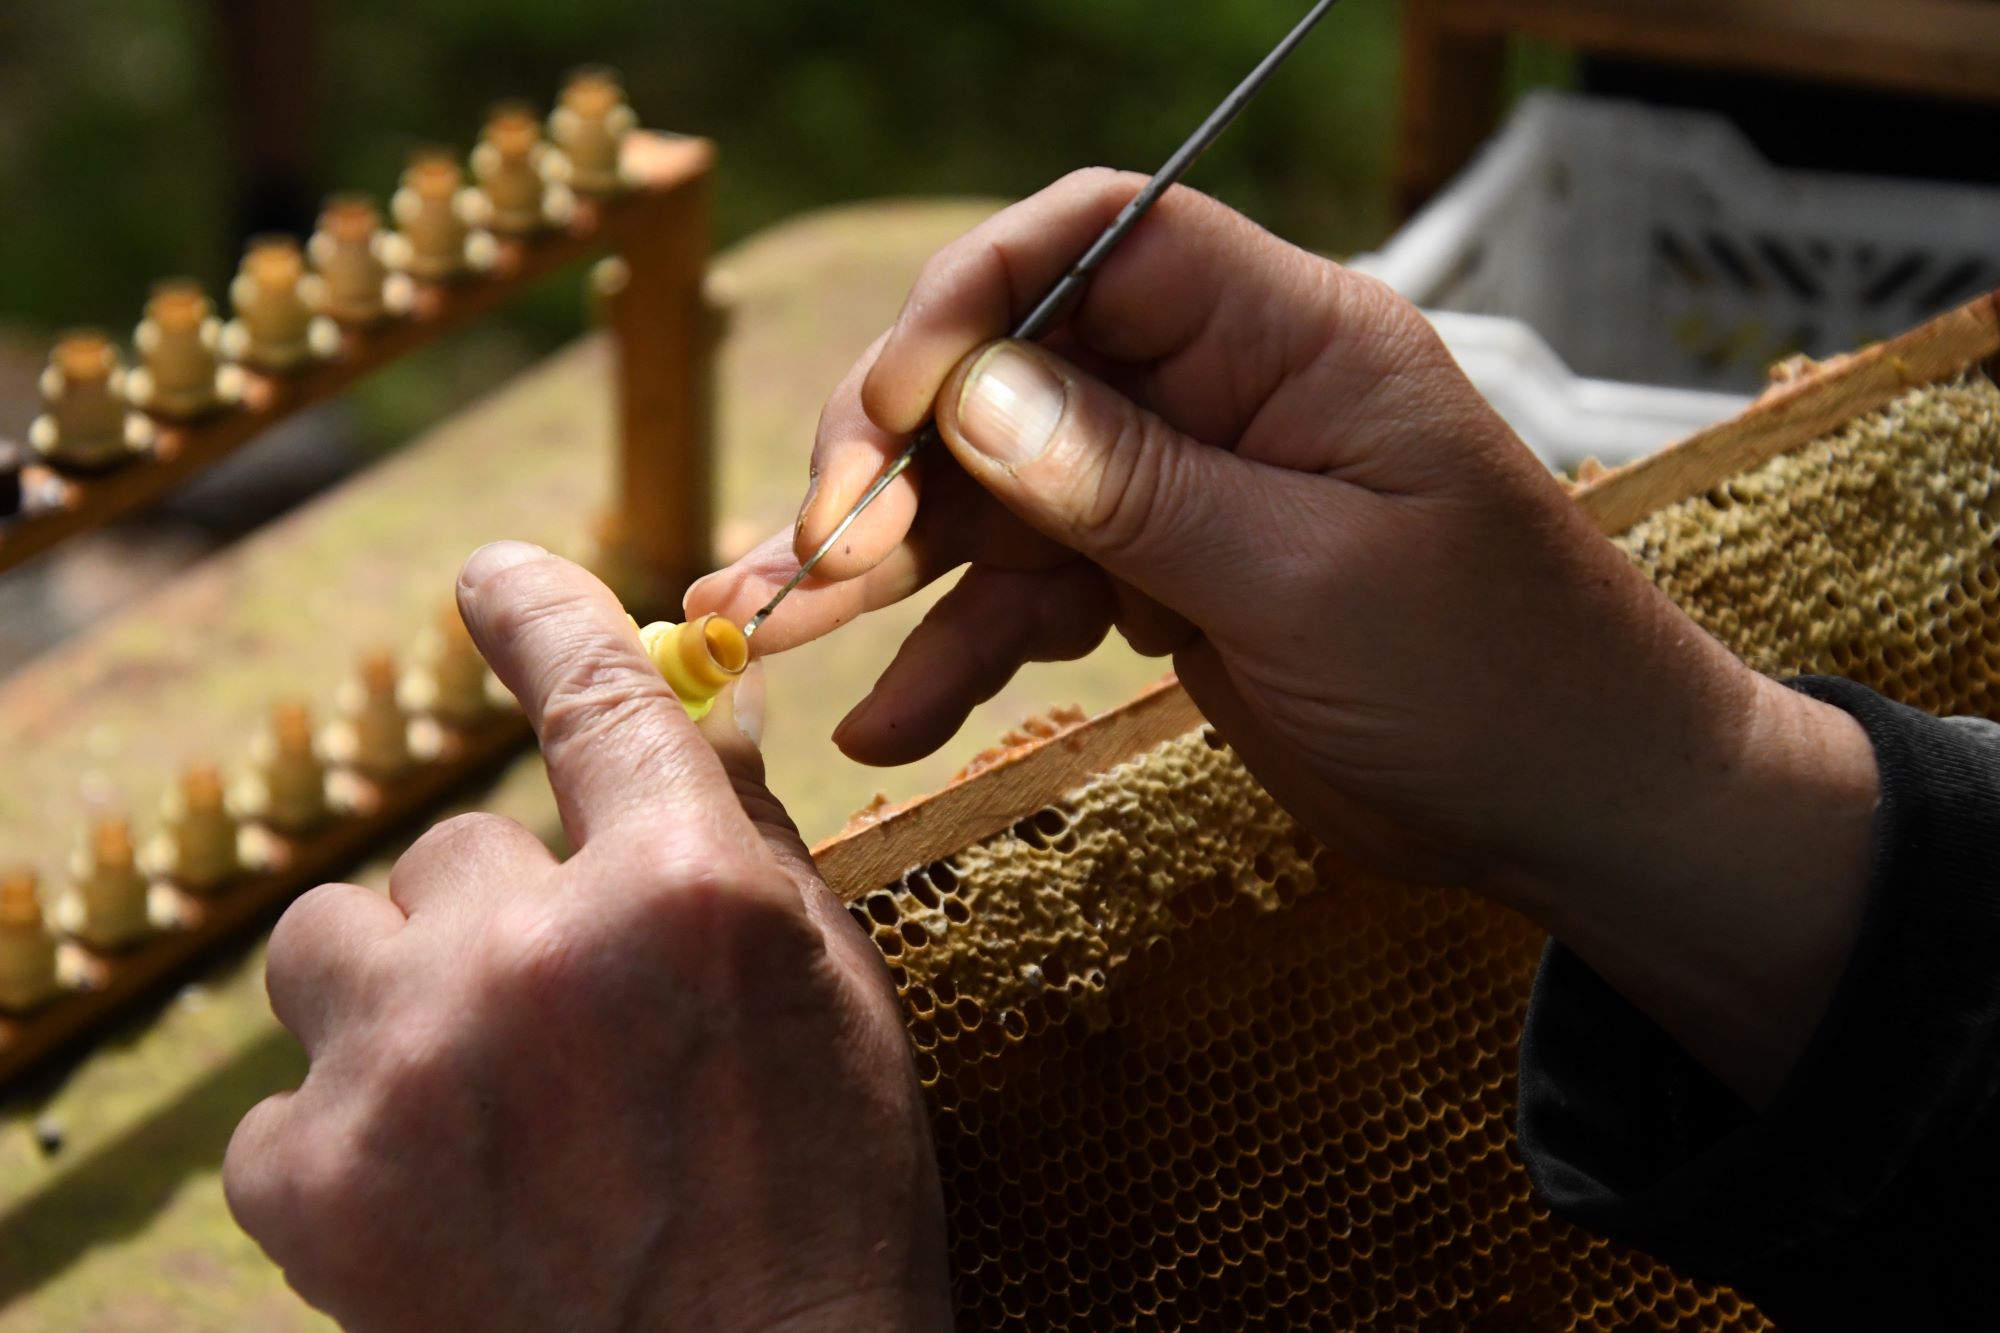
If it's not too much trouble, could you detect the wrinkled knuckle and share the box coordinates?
[730,780,803,845]
[537,649,672,750]
[297,1137,361,1214]
[481,900,592,1008]
[1154,179,1226,229]
[367,1032,459,1118]
[1073,410,1179,565]
[1057,165,1131,202]
[606,824,696,880]
[404,811,516,862]
[251,1119,364,1233]
[912,227,1005,311]
[637,852,755,907]
[1326,265,1444,362]
[910,246,958,301]
[267,883,346,976]
[442,809,520,841]
[222,1103,285,1226]
[650,854,813,946]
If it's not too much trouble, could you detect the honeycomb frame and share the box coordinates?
[811,294,2000,1329]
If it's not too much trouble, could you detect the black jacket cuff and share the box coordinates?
[1517,677,2000,1319]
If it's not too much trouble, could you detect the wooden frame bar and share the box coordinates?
[1572,291,2000,533]
[604,148,718,610]
[813,679,1203,900]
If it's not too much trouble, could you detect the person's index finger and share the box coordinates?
[455,541,762,858]
[796,401,922,581]
[685,529,939,655]
[794,332,920,580]
[860,168,1143,436]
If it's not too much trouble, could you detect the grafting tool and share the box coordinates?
[741,0,1342,638]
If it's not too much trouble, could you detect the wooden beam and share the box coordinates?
[0,133,713,578]
[813,679,1204,901]
[0,712,527,1088]
[0,336,626,1093]
[603,143,717,611]
[1397,0,2000,213]
[1422,0,2000,106]
[1395,3,1507,217]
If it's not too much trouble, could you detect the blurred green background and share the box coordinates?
[0,0,1397,315]
[0,0,1558,672]
[0,0,1423,450]
[0,0,1575,465]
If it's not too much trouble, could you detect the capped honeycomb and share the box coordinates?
[1615,372,2000,716]
[849,371,2000,1328]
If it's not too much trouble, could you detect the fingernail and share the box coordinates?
[681,569,725,618]
[794,469,821,538]
[460,540,547,590]
[956,342,1064,468]
[733,662,766,749]
[831,698,867,748]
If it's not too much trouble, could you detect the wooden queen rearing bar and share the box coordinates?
[0,71,719,1087]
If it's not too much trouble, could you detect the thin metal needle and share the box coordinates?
[743,0,1342,639]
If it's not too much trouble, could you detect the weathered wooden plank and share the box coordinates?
[1430,0,2000,106]
[1398,0,2000,210]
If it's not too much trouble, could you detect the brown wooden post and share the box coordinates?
[1395,1,1508,219]
[604,135,719,616]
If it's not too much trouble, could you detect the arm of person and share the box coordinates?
[685,169,2000,1323]
[1521,686,2000,1328]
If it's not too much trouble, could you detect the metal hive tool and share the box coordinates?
[743,0,1343,639]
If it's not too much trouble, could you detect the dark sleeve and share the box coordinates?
[1516,677,2000,1330]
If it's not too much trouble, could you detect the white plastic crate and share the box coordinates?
[1416,309,1747,470]
[1352,92,2000,467]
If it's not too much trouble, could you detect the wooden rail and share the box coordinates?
[1397,0,2000,213]
[0,711,530,1087]
[1,131,714,596]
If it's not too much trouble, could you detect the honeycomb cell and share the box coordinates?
[1616,373,2000,721]
[906,869,943,911]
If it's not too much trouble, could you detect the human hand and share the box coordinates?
[225,543,949,1332]
[688,171,1879,1102]
[689,169,1771,886]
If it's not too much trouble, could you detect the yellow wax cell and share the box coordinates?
[635,613,748,721]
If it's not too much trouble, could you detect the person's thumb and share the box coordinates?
[691,662,809,870]
[934,339,1296,627]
